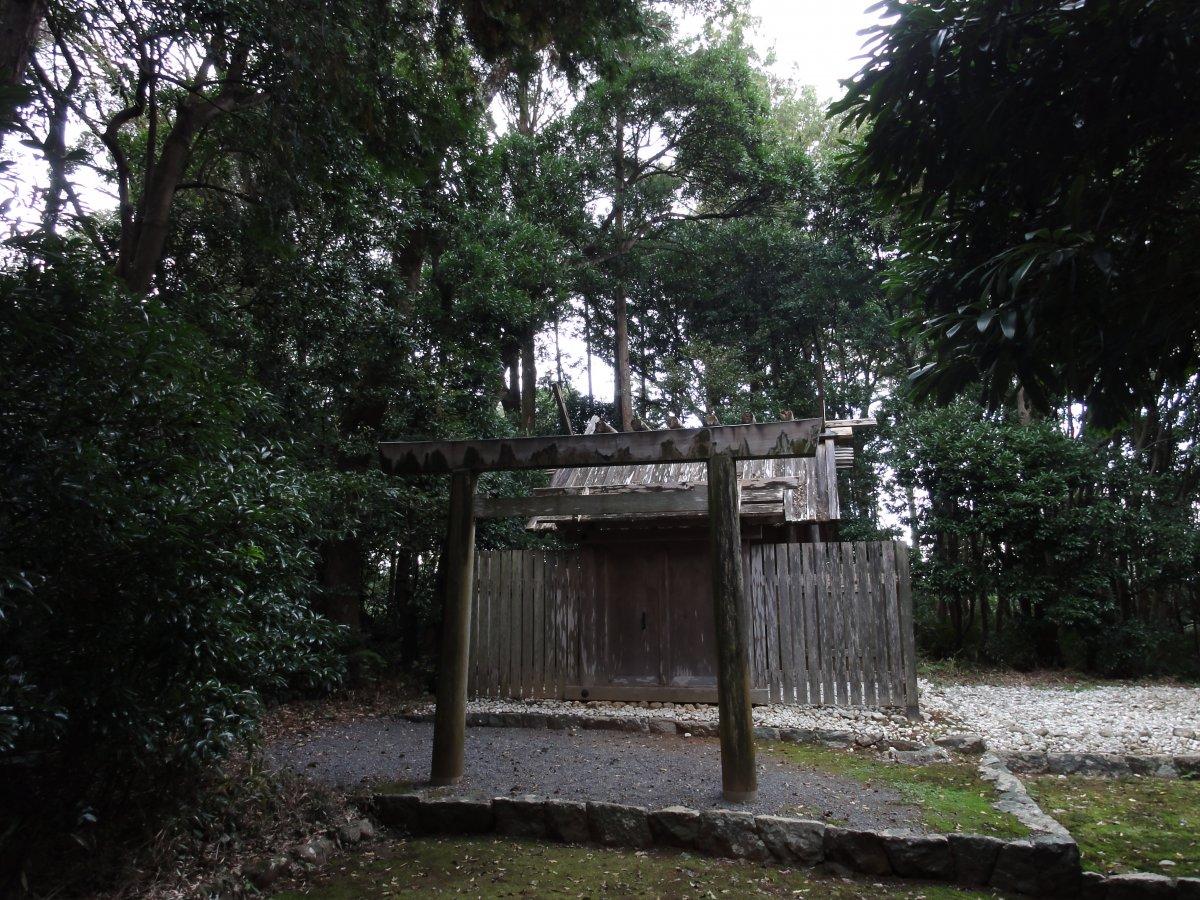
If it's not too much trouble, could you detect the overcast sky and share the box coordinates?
[745,0,883,102]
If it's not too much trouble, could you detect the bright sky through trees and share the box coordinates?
[548,0,884,403]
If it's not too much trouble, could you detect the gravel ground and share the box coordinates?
[401,678,1200,756]
[269,719,927,831]
[924,681,1200,755]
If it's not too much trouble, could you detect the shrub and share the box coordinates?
[0,255,343,881]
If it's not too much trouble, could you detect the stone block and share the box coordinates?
[421,797,495,834]
[824,826,892,876]
[1175,755,1200,777]
[493,796,546,838]
[1078,870,1109,900]
[696,810,771,861]
[1004,751,1049,774]
[1176,877,1200,898]
[1126,755,1177,778]
[587,801,652,848]
[990,837,1081,897]
[649,806,701,849]
[781,728,816,744]
[649,719,677,734]
[1105,872,1179,899]
[934,733,987,754]
[890,745,951,766]
[881,831,953,879]
[947,833,1004,886]
[372,793,422,831]
[545,799,590,843]
[755,816,825,866]
[753,726,781,741]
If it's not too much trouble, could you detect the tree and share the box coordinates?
[568,27,794,428]
[833,0,1200,428]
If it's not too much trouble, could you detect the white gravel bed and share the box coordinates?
[924,681,1200,756]
[430,678,1200,756]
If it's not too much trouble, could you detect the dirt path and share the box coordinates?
[269,718,927,831]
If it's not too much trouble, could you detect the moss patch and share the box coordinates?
[762,741,1027,838]
[1027,775,1200,877]
[272,835,999,898]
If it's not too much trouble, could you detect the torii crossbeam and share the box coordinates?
[379,417,824,802]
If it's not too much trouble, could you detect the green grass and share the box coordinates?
[1026,775,1200,877]
[272,835,1001,898]
[761,741,1028,838]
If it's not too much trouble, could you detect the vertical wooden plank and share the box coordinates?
[469,552,483,698]
[522,550,535,698]
[532,551,545,697]
[824,543,841,705]
[845,542,862,705]
[747,546,765,697]
[430,471,476,786]
[495,549,506,699]
[789,541,809,705]
[860,543,879,707]
[764,545,782,703]
[579,547,595,688]
[857,541,877,706]
[486,552,498,699]
[870,542,890,705]
[802,542,818,706]
[831,542,849,705]
[511,551,521,698]
[812,543,831,706]
[709,450,757,803]
[894,541,920,716]
[882,541,903,707]
[847,542,864,706]
[503,549,516,699]
[777,543,796,704]
[491,551,504,699]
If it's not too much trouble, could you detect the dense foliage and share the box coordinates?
[886,401,1199,675]
[834,0,1200,427]
[0,0,1198,890]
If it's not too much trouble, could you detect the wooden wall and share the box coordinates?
[468,541,918,710]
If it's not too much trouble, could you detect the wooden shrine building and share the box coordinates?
[380,416,917,803]
[469,416,918,711]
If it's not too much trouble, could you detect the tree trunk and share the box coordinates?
[317,536,364,638]
[520,327,536,432]
[501,342,520,412]
[612,108,633,431]
[583,295,594,410]
[0,0,44,148]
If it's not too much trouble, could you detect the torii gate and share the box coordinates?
[379,417,823,803]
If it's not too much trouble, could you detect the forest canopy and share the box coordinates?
[0,0,1197,892]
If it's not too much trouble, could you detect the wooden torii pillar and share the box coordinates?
[379,418,823,802]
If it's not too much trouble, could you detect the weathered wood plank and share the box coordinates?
[862,542,881,707]
[894,541,920,716]
[430,471,476,786]
[765,546,783,703]
[881,541,901,706]
[476,488,709,519]
[863,542,879,705]
[777,543,796,705]
[532,551,545,697]
[380,419,823,475]
[709,451,757,803]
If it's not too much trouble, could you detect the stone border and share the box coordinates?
[980,752,1071,837]
[370,790,1106,896]
[1001,750,1200,781]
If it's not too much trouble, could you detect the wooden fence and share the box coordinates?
[468,541,917,710]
